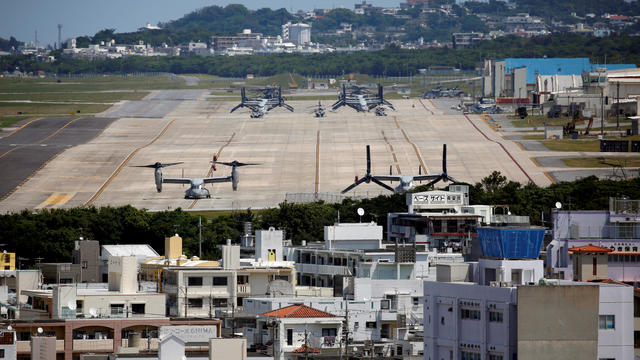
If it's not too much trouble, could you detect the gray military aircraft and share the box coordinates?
[332,84,395,113]
[230,86,294,118]
[307,101,326,118]
[135,160,256,199]
[341,144,455,194]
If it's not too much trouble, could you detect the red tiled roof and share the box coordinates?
[569,244,613,253]
[292,345,320,353]
[262,304,336,318]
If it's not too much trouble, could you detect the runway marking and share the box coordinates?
[0,147,18,160]
[515,142,527,151]
[315,130,320,194]
[1,117,42,138]
[530,158,541,167]
[417,99,434,115]
[83,119,176,207]
[188,131,236,210]
[381,130,401,175]
[394,116,428,174]
[464,115,536,185]
[36,118,82,144]
[35,193,74,209]
[544,171,557,184]
[0,118,82,160]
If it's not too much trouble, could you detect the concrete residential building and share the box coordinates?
[257,304,342,360]
[546,197,640,283]
[282,22,311,45]
[20,256,164,320]
[163,242,295,317]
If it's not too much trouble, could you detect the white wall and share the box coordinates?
[324,223,382,250]
[597,284,634,360]
[478,259,544,286]
[256,228,284,262]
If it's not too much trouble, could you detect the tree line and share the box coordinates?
[1,173,638,265]
[1,34,639,77]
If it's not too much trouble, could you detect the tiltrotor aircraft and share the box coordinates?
[342,144,455,194]
[230,86,294,118]
[332,84,395,113]
[135,160,256,199]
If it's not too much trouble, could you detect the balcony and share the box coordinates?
[295,263,351,276]
[237,284,251,294]
[73,339,113,351]
[17,340,65,353]
[121,338,159,350]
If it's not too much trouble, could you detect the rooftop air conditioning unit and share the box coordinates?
[489,281,499,287]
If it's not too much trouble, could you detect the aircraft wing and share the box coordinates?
[372,175,403,182]
[412,174,443,181]
[162,178,191,184]
[203,176,232,184]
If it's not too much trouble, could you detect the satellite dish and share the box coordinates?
[67,301,77,310]
[357,208,365,216]
[89,308,97,317]
[7,325,12,331]
[555,202,562,209]
[37,327,43,334]
[507,211,511,216]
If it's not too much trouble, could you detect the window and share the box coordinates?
[237,297,244,307]
[489,355,503,360]
[211,298,227,307]
[188,298,203,308]
[461,351,481,360]
[0,349,4,358]
[460,308,481,320]
[489,311,503,323]
[287,329,293,346]
[275,275,289,281]
[412,297,420,306]
[188,277,203,286]
[213,277,228,286]
[237,275,249,284]
[76,300,84,313]
[322,328,337,337]
[593,257,597,276]
[81,261,88,269]
[366,321,377,329]
[131,303,145,315]
[381,299,390,309]
[110,303,124,315]
[599,315,615,329]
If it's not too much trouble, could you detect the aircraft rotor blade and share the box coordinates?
[442,144,447,175]
[424,175,444,188]
[366,145,371,175]
[212,161,259,167]
[370,177,396,192]
[132,161,183,169]
[341,176,368,194]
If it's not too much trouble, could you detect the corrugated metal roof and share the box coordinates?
[568,244,613,253]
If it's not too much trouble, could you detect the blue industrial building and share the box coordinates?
[502,57,636,84]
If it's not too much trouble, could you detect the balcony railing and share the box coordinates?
[17,340,64,353]
[237,284,251,294]
[73,339,113,351]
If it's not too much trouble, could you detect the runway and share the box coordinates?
[0,89,631,213]
[0,117,116,202]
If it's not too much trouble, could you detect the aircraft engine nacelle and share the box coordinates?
[231,166,239,191]
[154,168,163,192]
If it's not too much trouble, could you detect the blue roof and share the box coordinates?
[502,58,636,84]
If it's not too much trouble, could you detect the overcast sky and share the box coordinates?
[1,0,400,47]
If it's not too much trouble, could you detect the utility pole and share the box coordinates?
[184,284,188,318]
[198,216,202,258]
[601,86,605,136]
[616,82,620,130]
[304,328,309,360]
[344,299,350,360]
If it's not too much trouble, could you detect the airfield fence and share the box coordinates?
[47,72,176,79]
[285,191,390,204]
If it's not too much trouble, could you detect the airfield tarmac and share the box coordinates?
[0,90,637,212]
